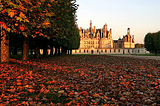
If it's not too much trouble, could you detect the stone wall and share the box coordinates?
[72,48,149,55]
[39,48,149,55]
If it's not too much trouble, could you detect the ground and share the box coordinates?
[0,55,160,105]
[111,54,160,60]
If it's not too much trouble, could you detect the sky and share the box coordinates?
[76,0,160,44]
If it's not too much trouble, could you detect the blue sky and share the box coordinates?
[76,0,160,44]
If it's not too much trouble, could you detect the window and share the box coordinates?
[84,50,85,53]
[87,50,88,53]
[97,50,99,53]
[118,49,120,53]
[114,49,116,53]
[110,49,111,53]
[101,50,103,53]
[105,50,107,53]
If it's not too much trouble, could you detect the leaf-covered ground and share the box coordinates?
[0,55,160,105]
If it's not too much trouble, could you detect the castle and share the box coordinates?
[40,20,148,55]
[72,20,135,54]
[79,20,134,48]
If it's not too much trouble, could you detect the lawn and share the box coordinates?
[0,55,160,105]
[131,54,160,56]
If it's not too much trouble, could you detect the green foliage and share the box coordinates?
[144,31,160,55]
[153,31,160,50]
[144,33,156,51]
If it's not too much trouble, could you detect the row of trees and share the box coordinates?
[0,0,80,62]
[144,31,160,55]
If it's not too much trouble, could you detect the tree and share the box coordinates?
[144,32,157,55]
[153,31,160,53]
[1,0,79,61]
[0,0,54,61]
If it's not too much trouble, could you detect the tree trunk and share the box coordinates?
[50,44,53,57]
[13,46,17,55]
[70,49,72,55]
[0,29,9,63]
[155,50,157,55]
[43,39,48,57]
[30,48,33,55]
[61,47,66,55]
[54,46,57,56]
[35,45,40,58]
[22,37,29,61]
[58,46,60,56]
[43,45,48,57]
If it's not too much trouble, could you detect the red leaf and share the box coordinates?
[20,26,25,31]
[26,0,29,4]
[0,22,4,25]
[2,9,6,14]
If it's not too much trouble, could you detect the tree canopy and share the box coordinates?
[144,31,160,55]
[0,0,80,62]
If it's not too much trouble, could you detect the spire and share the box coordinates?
[127,28,130,35]
[90,20,93,34]
[90,20,92,27]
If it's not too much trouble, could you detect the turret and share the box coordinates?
[127,28,130,35]
[132,35,134,43]
[89,20,93,33]
[93,26,96,38]
[100,28,102,38]
[108,28,112,39]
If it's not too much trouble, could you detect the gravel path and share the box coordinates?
[109,55,160,60]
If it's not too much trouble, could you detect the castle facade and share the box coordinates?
[79,20,113,49]
[78,20,135,49]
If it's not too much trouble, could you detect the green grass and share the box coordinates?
[72,54,96,55]
[131,54,160,56]
[106,54,129,55]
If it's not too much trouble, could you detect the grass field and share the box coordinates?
[131,54,160,56]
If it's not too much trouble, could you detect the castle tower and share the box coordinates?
[93,26,96,38]
[79,27,82,38]
[89,20,93,34]
[132,35,134,43]
[127,28,131,42]
[108,28,112,39]
[103,23,107,38]
[100,28,102,38]
[127,28,130,35]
